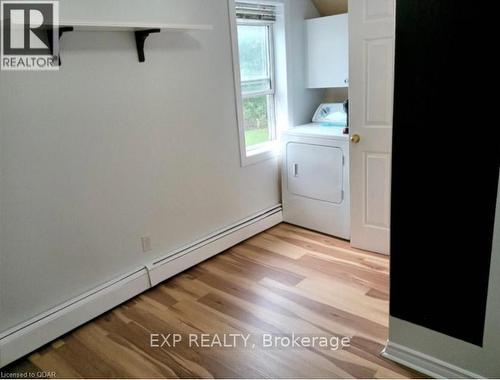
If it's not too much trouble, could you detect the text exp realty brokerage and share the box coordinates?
[150,333,352,351]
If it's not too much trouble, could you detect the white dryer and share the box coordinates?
[281,125,350,239]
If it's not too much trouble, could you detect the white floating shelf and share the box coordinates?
[59,20,213,33]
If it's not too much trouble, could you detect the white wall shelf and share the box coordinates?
[31,21,214,64]
[59,20,213,33]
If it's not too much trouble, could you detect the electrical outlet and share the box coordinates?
[141,236,152,253]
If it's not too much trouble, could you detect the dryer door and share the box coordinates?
[287,142,344,204]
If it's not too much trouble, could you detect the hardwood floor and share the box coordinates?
[6,223,423,378]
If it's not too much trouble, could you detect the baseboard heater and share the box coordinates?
[382,340,482,379]
[0,205,283,367]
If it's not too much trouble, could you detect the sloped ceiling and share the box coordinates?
[311,0,348,16]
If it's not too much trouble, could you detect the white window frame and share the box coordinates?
[240,19,276,150]
[229,0,280,167]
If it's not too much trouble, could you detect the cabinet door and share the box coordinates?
[287,143,343,204]
[306,14,349,88]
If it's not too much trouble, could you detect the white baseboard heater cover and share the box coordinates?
[382,340,482,379]
[0,206,283,367]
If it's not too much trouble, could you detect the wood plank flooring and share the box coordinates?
[5,223,423,378]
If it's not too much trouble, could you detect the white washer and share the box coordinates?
[282,124,350,239]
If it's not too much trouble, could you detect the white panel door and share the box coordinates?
[349,0,395,255]
[287,143,343,204]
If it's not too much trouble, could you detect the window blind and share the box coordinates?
[236,2,277,21]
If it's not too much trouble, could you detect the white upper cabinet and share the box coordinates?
[306,14,349,89]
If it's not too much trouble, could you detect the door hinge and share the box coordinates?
[341,190,345,200]
[342,156,345,166]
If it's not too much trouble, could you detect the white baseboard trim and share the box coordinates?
[382,340,482,379]
[147,206,283,286]
[0,206,283,368]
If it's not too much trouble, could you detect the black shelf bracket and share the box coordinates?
[135,29,161,63]
[46,26,74,66]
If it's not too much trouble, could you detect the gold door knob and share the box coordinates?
[351,134,361,144]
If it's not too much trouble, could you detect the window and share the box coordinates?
[233,2,278,164]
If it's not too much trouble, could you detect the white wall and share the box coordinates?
[0,0,320,333]
[286,1,324,126]
[388,175,500,377]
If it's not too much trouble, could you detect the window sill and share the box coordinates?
[241,141,279,167]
